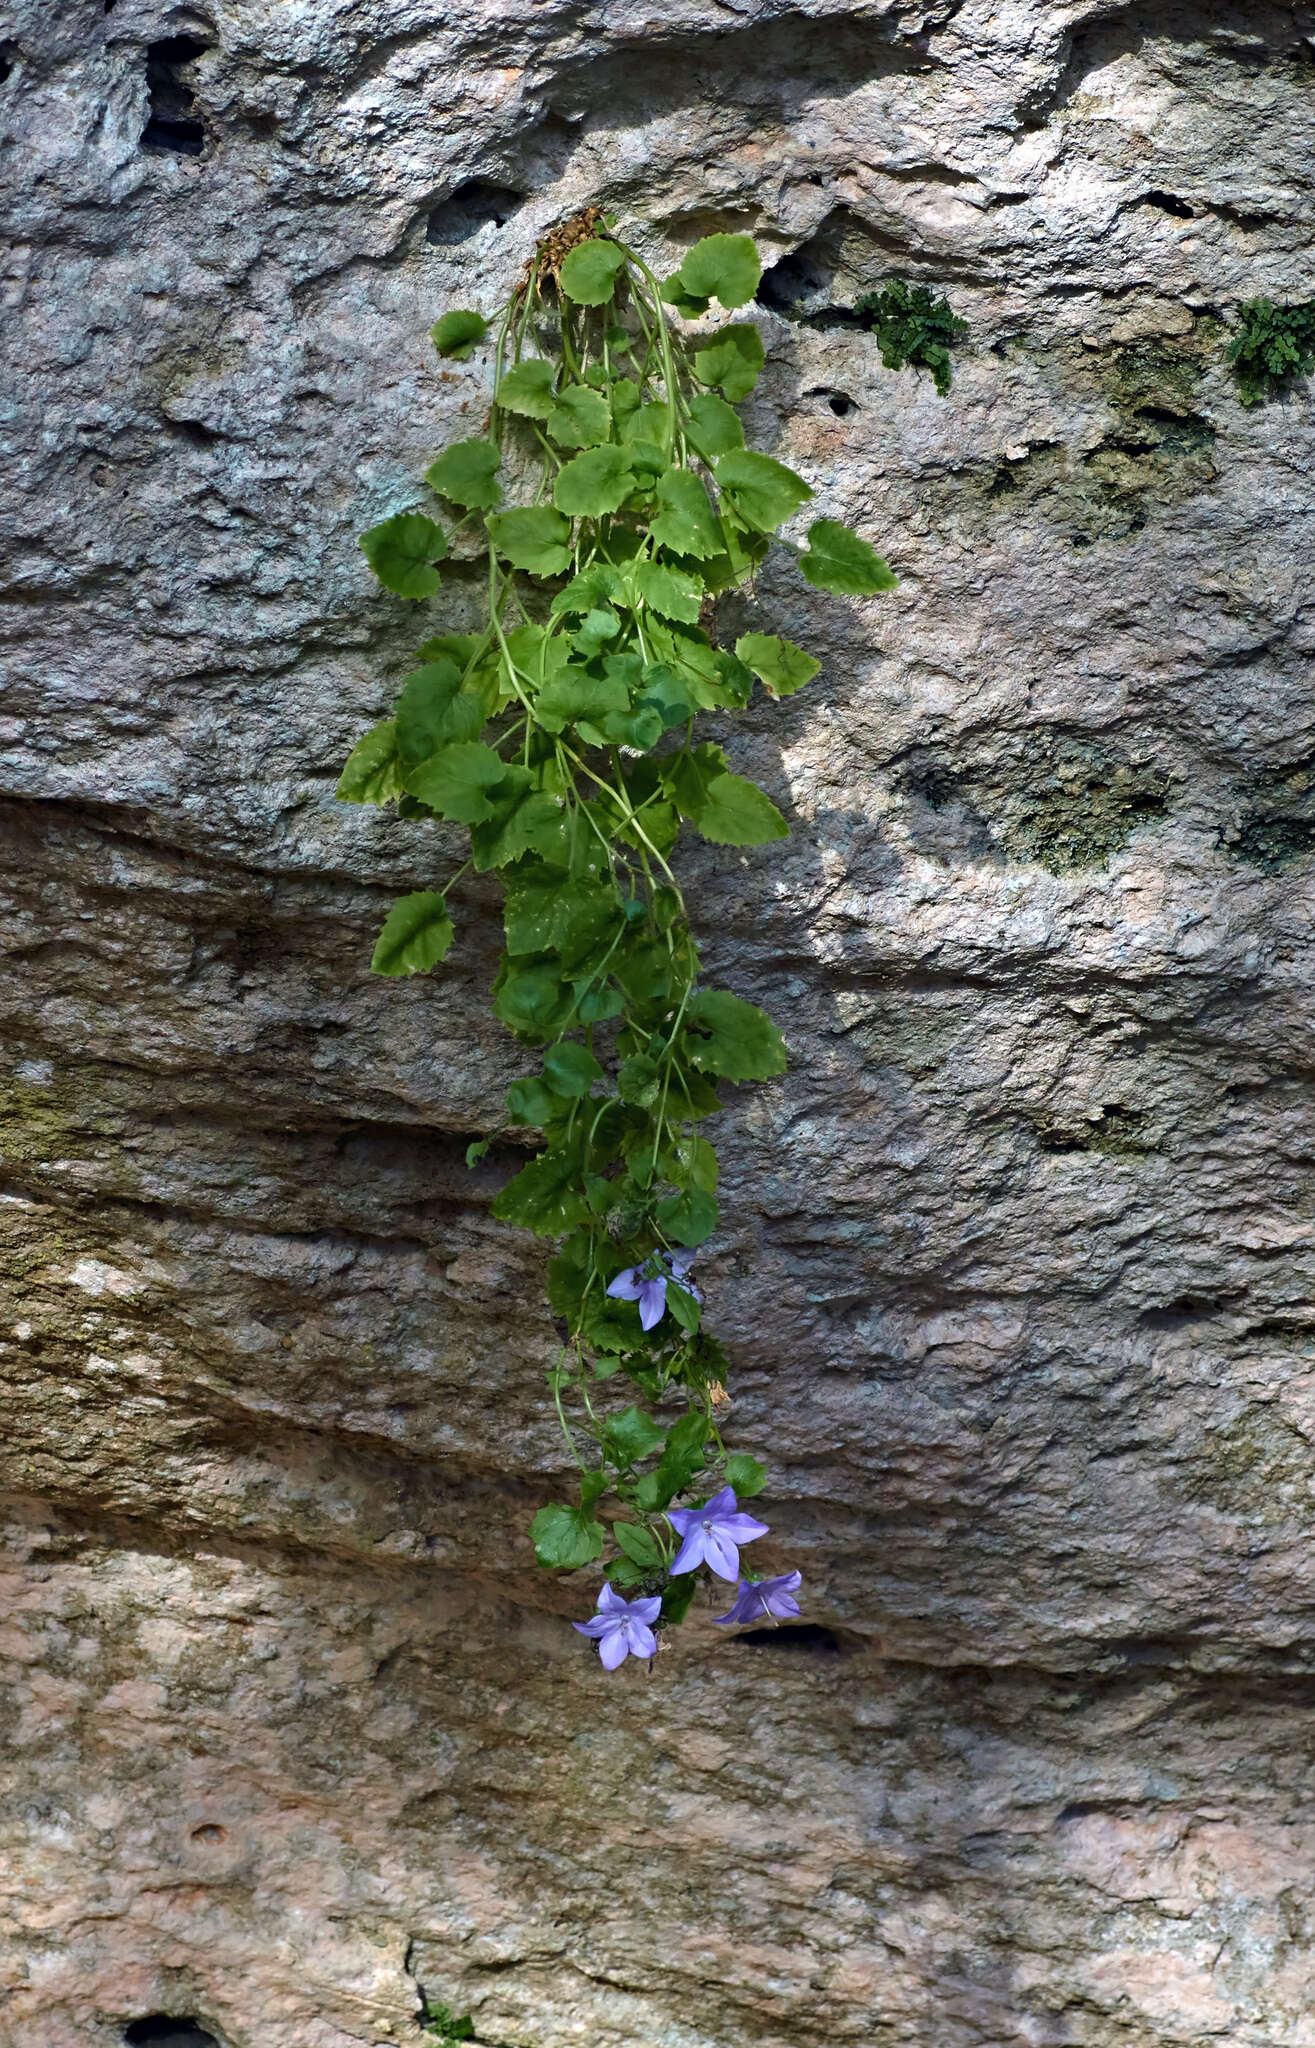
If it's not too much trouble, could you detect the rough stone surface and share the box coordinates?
[4,1,1315,2042]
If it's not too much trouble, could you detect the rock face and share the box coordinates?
[5,1,1315,2042]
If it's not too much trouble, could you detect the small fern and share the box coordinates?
[853,278,967,395]
[1228,296,1315,405]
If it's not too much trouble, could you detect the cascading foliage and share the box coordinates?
[338,211,895,1663]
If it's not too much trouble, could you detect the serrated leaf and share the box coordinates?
[662,740,730,819]
[651,468,721,559]
[554,444,637,518]
[486,505,572,576]
[693,324,765,401]
[360,511,448,599]
[552,564,627,616]
[799,517,897,596]
[337,720,404,805]
[661,1572,698,1623]
[495,1146,590,1231]
[685,393,745,462]
[534,666,630,735]
[497,357,557,419]
[504,876,620,959]
[628,558,704,624]
[693,771,788,845]
[715,449,812,532]
[733,631,821,700]
[425,438,501,511]
[431,309,487,360]
[604,1405,666,1466]
[661,275,712,319]
[471,787,568,871]
[493,959,577,1041]
[613,1519,663,1567]
[656,1185,718,1247]
[725,1452,767,1497]
[506,1075,566,1127]
[395,659,485,764]
[543,1039,604,1098]
[617,1053,662,1106]
[530,1502,605,1569]
[403,739,507,823]
[547,384,613,449]
[370,890,454,976]
[684,987,787,1081]
[559,238,628,305]
[676,233,762,310]
[639,663,697,731]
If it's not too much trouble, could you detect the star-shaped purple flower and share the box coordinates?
[607,1249,701,1332]
[572,1583,661,1670]
[713,1570,803,1626]
[667,1485,768,1581]
[606,1261,668,1331]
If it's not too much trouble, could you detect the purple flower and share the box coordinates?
[572,1583,661,1670]
[665,1247,702,1302]
[607,1250,701,1332]
[667,1485,769,1581]
[713,1570,803,1626]
[607,1262,668,1331]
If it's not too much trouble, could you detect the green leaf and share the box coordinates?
[661,1573,698,1624]
[504,876,621,960]
[531,1502,605,1569]
[694,771,787,845]
[660,276,711,319]
[650,468,721,559]
[395,659,485,764]
[715,449,812,532]
[799,517,897,596]
[617,1053,662,1107]
[685,393,745,462]
[656,1185,718,1247]
[543,1039,604,1098]
[662,740,729,819]
[554,444,637,518]
[612,1519,663,1567]
[547,384,613,448]
[493,959,576,1041]
[639,663,697,731]
[665,1280,701,1333]
[725,1452,768,1498]
[370,890,454,976]
[465,1138,491,1168]
[552,564,627,616]
[685,988,787,1081]
[693,324,765,401]
[425,438,500,511]
[734,631,821,700]
[604,1405,665,1466]
[486,505,572,577]
[404,739,507,823]
[559,238,628,305]
[470,786,568,871]
[494,1148,590,1231]
[506,1075,566,1127]
[628,559,704,624]
[534,666,630,735]
[675,233,762,310]
[337,720,404,805]
[431,309,487,360]
[497,357,557,419]
[360,511,448,600]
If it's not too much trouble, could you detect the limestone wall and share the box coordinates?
[5,3,1315,2043]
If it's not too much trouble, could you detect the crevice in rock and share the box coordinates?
[141,34,210,157]
[426,179,525,245]
[123,2019,220,2048]
[0,39,20,86]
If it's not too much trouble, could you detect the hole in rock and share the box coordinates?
[804,385,859,417]
[756,247,827,313]
[0,39,19,83]
[736,1623,845,1653]
[190,1822,227,1843]
[166,415,221,446]
[1141,189,1195,218]
[426,179,523,244]
[124,2021,220,2048]
[141,35,209,156]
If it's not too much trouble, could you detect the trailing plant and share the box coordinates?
[338,213,895,1663]
[420,2000,475,2043]
[1228,295,1315,406]
[854,278,966,395]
